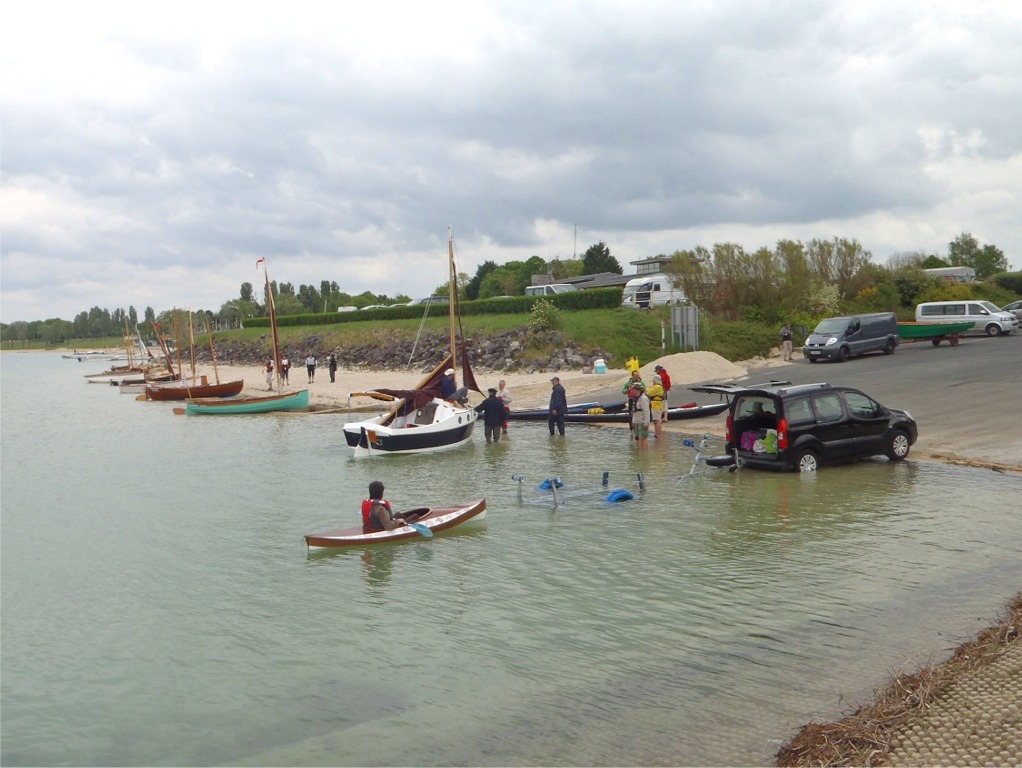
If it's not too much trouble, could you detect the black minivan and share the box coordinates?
[692,381,918,472]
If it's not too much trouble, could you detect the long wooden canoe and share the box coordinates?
[182,389,309,415]
[305,499,487,550]
[507,401,727,423]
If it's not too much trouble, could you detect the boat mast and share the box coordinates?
[448,228,457,371]
[203,317,221,384]
[260,259,283,392]
[188,310,197,383]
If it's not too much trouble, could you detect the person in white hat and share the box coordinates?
[440,367,468,405]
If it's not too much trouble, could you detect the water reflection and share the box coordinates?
[360,548,395,585]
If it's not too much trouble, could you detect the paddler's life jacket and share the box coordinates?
[361,498,392,530]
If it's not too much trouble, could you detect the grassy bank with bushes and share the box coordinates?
[224,306,783,366]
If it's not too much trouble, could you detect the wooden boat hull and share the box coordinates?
[184,389,309,415]
[305,499,487,550]
[508,401,728,423]
[897,321,974,340]
[146,379,245,401]
[84,366,145,383]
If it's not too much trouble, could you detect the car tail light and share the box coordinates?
[725,412,733,443]
[777,418,788,449]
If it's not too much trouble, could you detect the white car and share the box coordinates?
[1001,300,1022,321]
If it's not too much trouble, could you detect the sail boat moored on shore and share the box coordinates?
[182,259,309,415]
[341,230,479,456]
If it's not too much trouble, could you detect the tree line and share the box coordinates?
[1,233,1015,345]
[665,233,1015,330]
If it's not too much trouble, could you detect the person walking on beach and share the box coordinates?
[280,354,290,384]
[327,353,338,383]
[548,376,567,436]
[305,353,317,383]
[475,388,507,443]
[630,382,652,449]
[497,379,512,433]
[264,358,274,390]
[780,323,794,362]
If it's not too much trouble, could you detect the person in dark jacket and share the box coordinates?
[475,388,507,443]
[548,376,567,436]
[441,368,468,405]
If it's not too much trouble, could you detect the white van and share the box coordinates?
[621,274,683,308]
[525,284,576,297]
[915,300,1018,337]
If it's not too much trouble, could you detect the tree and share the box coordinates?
[240,282,254,303]
[547,257,585,280]
[219,299,260,327]
[465,261,498,300]
[920,254,949,269]
[948,233,1008,279]
[581,241,622,274]
[887,251,929,270]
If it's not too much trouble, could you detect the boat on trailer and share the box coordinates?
[897,321,975,346]
[304,499,487,550]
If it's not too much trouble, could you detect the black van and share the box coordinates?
[802,312,899,362]
[692,381,918,472]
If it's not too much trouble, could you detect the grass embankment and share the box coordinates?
[27,308,782,364]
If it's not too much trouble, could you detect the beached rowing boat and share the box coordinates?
[182,389,309,415]
[304,499,487,550]
[145,377,245,401]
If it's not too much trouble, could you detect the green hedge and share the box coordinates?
[246,287,625,328]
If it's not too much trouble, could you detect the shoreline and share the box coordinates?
[777,592,1022,767]
[51,346,1022,474]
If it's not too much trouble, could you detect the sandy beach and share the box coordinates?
[185,350,746,414]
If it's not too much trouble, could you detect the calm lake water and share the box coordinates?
[1,352,1020,767]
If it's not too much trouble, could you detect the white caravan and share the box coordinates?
[621,274,684,308]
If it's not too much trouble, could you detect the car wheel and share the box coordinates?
[837,346,850,362]
[793,448,818,473]
[884,339,896,354]
[886,430,911,461]
[985,323,1001,337]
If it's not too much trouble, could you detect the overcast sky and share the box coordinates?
[2,0,1020,324]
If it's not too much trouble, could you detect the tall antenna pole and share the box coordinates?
[448,227,457,369]
[573,222,577,259]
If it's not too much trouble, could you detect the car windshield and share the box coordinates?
[813,318,848,334]
[979,301,1001,312]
